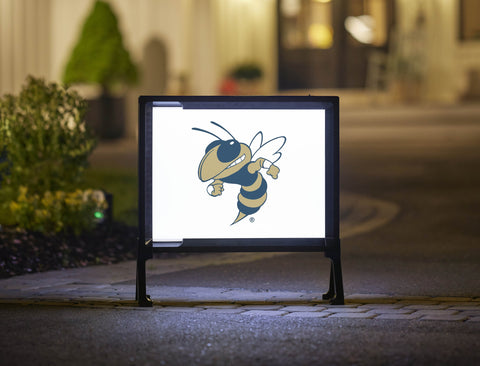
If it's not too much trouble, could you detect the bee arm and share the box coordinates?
[262,159,273,169]
[207,180,224,196]
[248,158,266,174]
[266,162,279,179]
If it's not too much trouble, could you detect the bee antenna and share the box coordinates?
[210,121,236,140]
[192,127,222,140]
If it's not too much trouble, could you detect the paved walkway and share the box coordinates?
[1,290,479,322]
[1,251,479,322]
[0,190,405,313]
[2,186,477,322]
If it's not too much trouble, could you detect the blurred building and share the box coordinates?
[1,0,479,137]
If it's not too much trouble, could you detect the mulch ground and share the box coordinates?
[0,222,138,278]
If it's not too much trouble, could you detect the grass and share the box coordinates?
[82,168,138,226]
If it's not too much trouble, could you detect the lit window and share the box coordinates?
[280,0,334,49]
[460,0,480,41]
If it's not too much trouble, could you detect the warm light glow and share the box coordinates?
[344,15,375,44]
[314,0,331,3]
[308,23,333,49]
[281,0,301,17]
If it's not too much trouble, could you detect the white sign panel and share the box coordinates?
[151,107,325,241]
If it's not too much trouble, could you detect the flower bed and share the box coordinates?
[0,222,137,278]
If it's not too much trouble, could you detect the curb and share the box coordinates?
[1,295,479,322]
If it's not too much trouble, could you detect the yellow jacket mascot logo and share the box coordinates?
[193,121,286,225]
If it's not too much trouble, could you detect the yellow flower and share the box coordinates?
[9,201,19,212]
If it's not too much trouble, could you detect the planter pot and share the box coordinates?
[235,79,262,95]
[85,95,125,139]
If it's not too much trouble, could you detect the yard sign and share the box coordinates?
[137,96,343,306]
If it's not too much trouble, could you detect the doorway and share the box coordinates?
[278,0,394,89]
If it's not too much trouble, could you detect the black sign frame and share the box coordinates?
[136,96,343,306]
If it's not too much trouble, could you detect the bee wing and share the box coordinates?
[252,135,286,164]
[249,132,263,156]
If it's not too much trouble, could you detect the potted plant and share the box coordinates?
[63,0,138,139]
[220,62,264,95]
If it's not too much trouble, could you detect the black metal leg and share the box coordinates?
[330,255,344,305]
[136,257,153,307]
[322,262,335,300]
[323,238,345,305]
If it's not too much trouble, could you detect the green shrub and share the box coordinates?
[0,76,96,195]
[9,187,107,235]
[0,76,99,232]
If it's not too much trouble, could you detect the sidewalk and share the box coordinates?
[1,261,479,322]
[0,192,399,302]
[1,189,479,322]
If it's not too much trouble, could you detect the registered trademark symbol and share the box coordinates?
[249,217,255,223]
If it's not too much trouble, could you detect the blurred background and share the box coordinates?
[1,0,479,140]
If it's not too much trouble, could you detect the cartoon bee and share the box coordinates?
[192,121,286,225]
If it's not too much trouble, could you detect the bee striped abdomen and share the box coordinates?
[237,173,267,216]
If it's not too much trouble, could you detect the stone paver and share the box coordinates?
[420,314,468,322]
[375,313,422,320]
[441,302,477,306]
[357,304,404,310]
[239,305,284,311]
[395,300,440,306]
[328,312,377,319]
[201,308,246,314]
[411,310,459,317]
[323,307,368,313]
[365,308,414,315]
[281,305,323,312]
[284,311,331,318]
[195,304,240,309]
[2,285,480,322]
[447,305,480,310]
[241,310,288,316]
[456,310,480,317]
[325,304,359,308]
[404,304,449,310]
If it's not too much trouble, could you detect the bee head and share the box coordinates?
[193,122,252,181]
[198,139,251,181]
[206,139,239,162]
